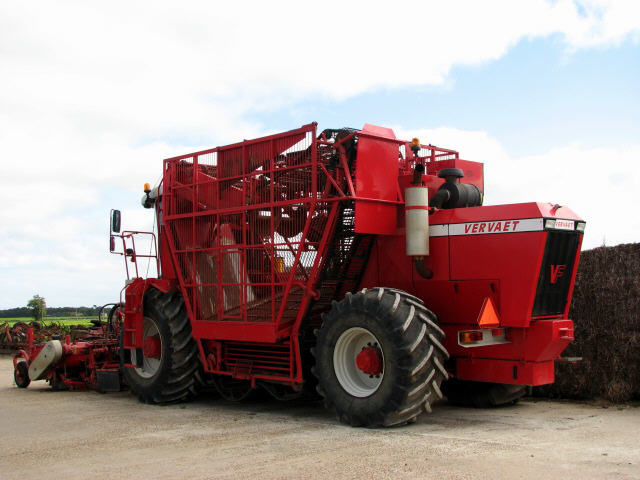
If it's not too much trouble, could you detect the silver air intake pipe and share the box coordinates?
[405,186,429,256]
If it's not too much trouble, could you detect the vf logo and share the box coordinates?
[550,264,567,284]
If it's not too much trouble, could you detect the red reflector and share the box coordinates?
[491,328,504,337]
[460,331,483,344]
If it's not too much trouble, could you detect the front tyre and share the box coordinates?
[122,288,201,403]
[314,288,449,427]
[14,361,30,388]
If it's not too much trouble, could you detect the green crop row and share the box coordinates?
[0,317,98,327]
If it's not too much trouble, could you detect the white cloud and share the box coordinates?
[1,0,639,307]
[561,0,640,47]
[2,1,639,134]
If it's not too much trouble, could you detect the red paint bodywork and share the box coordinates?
[356,346,384,376]
[120,123,584,388]
[355,125,401,234]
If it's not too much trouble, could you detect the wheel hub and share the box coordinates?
[333,327,385,397]
[143,335,161,359]
[130,316,163,378]
[356,346,383,376]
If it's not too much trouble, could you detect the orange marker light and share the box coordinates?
[459,331,483,344]
[144,183,151,193]
[410,137,421,148]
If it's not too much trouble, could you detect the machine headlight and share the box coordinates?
[544,219,556,229]
[576,221,586,232]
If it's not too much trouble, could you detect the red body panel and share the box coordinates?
[355,125,400,235]
[359,200,583,385]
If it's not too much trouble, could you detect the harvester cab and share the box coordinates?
[14,122,585,427]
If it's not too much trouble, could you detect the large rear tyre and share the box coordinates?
[442,379,526,408]
[314,287,449,427]
[122,288,201,404]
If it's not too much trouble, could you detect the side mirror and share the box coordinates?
[110,235,115,252]
[111,209,121,233]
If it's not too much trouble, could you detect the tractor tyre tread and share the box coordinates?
[313,287,448,428]
[123,288,202,404]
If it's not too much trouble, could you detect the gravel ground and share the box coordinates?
[0,356,638,480]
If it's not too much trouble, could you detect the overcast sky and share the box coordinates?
[1,1,639,308]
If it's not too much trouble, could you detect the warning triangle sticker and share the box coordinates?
[478,297,500,327]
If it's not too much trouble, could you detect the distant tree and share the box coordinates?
[27,295,47,321]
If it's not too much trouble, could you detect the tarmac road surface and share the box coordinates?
[0,356,638,480]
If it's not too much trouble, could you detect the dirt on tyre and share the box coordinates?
[314,287,449,427]
[442,379,526,408]
[122,288,201,404]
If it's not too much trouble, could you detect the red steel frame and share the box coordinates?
[162,124,331,384]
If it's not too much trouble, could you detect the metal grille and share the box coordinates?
[532,231,581,317]
[162,124,349,333]
[222,341,292,378]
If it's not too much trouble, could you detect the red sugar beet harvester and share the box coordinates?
[14,123,584,427]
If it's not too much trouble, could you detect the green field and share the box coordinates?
[0,316,98,327]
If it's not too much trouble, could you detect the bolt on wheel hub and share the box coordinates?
[143,335,162,359]
[333,327,385,397]
[130,316,163,378]
[356,346,383,376]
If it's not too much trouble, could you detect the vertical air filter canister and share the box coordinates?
[405,186,429,256]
